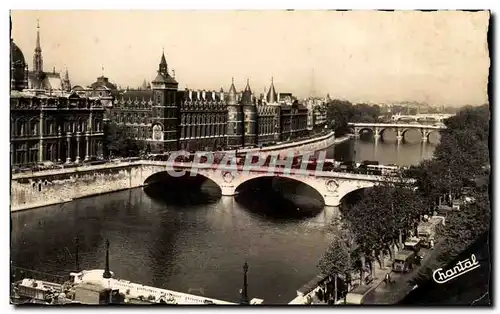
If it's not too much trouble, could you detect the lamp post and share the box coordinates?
[103,240,112,279]
[240,262,249,305]
[75,236,80,272]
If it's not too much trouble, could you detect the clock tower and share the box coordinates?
[150,51,179,153]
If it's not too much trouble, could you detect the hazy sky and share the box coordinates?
[11,10,489,105]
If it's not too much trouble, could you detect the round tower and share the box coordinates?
[242,79,257,147]
[226,78,243,149]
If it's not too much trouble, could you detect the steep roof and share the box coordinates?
[226,77,238,106]
[266,77,278,103]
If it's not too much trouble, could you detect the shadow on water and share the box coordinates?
[143,172,221,207]
[234,177,324,222]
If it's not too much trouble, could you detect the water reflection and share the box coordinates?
[235,177,324,222]
[144,174,221,207]
[333,132,437,166]
[11,137,438,304]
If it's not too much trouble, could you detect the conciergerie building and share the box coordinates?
[89,52,309,153]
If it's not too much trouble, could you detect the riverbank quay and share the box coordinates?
[11,133,347,212]
[288,255,394,305]
[364,245,439,304]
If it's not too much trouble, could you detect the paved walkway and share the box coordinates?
[364,245,441,304]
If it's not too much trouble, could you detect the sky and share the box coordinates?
[10,10,490,106]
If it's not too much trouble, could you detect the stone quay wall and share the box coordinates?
[11,163,148,212]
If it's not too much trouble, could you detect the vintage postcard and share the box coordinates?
[9,10,491,306]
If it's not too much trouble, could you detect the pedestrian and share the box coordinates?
[384,273,390,285]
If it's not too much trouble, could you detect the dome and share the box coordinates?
[10,39,27,91]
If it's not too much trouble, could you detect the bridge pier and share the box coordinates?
[220,185,237,196]
[323,194,341,207]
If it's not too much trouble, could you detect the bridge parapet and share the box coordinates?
[141,162,415,207]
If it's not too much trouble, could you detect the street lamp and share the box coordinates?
[103,240,112,279]
[240,262,249,305]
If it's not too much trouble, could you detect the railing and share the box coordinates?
[143,161,415,182]
[11,266,68,285]
[11,157,416,183]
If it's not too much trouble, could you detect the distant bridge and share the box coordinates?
[390,113,454,122]
[348,122,446,143]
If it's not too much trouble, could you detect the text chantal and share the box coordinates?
[432,254,480,284]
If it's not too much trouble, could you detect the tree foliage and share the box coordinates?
[318,236,353,277]
[436,190,490,262]
[325,100,382,136]
[410,104,491,285]
[318,104,491,290]
[104,122,147,158]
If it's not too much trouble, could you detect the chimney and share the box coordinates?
[220,88,224,101]
[189,89,193,100]
[202,90,206,100]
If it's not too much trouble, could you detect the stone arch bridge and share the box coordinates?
[348,122,446,143]
[141,161,415,207]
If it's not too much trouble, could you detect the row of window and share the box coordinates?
[180,124,226,139]
[11,119,102,137]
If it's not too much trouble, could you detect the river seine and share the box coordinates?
[11,129,438,304]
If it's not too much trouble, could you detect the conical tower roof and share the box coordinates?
[241,78,253,105]
[266,77,277,103]
[227,77,238,105]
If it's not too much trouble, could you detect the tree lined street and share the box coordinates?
[317,104,490,304]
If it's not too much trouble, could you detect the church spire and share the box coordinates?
[33,19,43,73]
[159,50,168,77]
[62,67,71,91]
[36,19,41,50]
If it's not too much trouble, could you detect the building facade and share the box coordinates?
[305,98,328,131]
[88,52,310,153]
[10,23,105,168]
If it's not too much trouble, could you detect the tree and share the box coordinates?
[325,100,382,136]
[318,217,357,303]
[317,236,353,296]
[407,104,491,286]
[104,122,144,158]
[436,190,490,263]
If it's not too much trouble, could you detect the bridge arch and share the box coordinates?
[426,129,441,143]
[338,186,376,206]
[357,127,375,135]
[334,180,378,206]
[400,128,414,141]
[378,127,396,140]
[144,170,223,195]
[234,173,326,206]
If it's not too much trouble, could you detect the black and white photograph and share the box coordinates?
[8,7,492,306]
